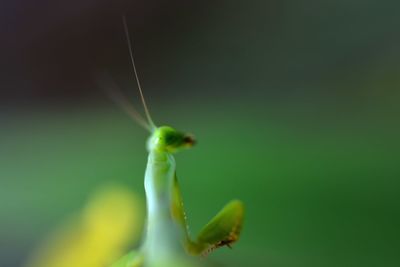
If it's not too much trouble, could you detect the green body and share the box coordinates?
[111,126,244,267]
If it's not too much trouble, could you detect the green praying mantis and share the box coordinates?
[106,16,245,267]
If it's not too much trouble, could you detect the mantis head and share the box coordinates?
[147,126,196,153]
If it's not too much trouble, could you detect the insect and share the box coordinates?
[106,16,245,267]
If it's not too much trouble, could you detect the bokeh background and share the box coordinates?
[1,0,400,266]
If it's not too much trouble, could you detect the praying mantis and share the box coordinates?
[107,17,245,267]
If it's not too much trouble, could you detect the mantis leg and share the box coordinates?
[171,174,192,244]
[193,200,244,255]
[171,175,244,256]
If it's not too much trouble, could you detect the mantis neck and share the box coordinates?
[142,149,182,260]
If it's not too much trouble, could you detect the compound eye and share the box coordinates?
[164,132,179,146]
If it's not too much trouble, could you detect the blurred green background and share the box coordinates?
[1,0,400,266]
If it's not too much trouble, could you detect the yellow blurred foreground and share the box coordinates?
[25,185,143,267]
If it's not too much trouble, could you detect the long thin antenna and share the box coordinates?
[122,15,156,131]
[97,73,152,132]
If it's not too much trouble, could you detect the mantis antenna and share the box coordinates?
[102,75,152,132]
[122,15,157,131]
